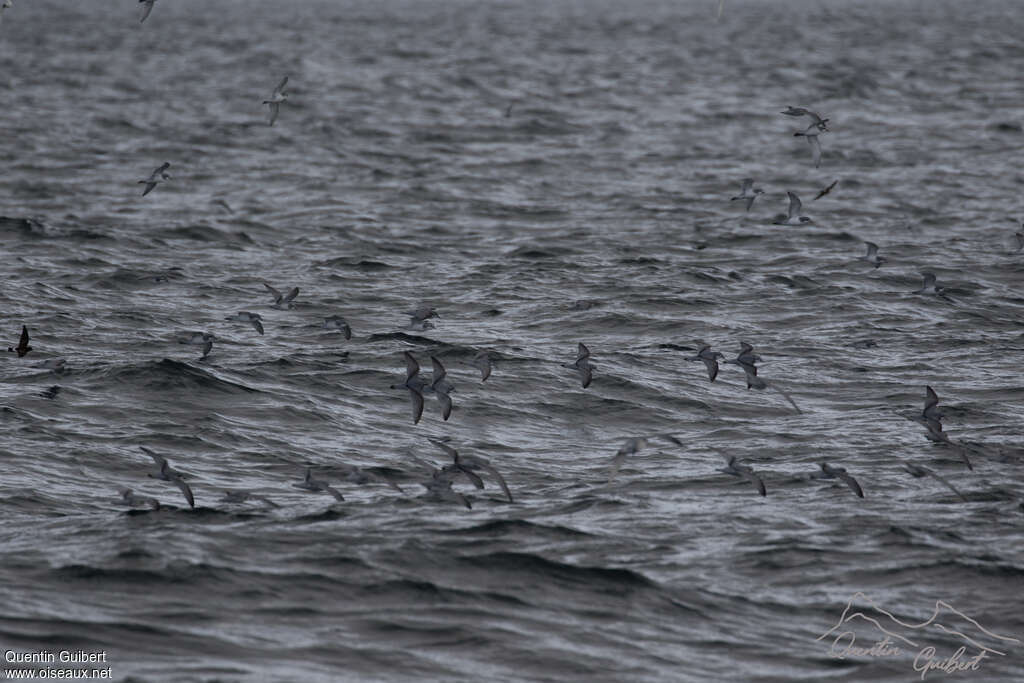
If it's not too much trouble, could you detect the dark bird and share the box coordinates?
[562,342,593,388]
[813,180,838,200]
[8,325,31,357]
[139,0,156,24]
[139,162,171,196]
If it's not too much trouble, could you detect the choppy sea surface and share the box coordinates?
[2,0,1023,680]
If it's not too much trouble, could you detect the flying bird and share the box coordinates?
[608,434,682,481]
[720,455,767,496]
[730,178,764,211]
[225,312,264,335]
[140,446,194,508]
[7,325,31,357]
[430,438,513,503]
[813,180,838,200]
[781,106,829,131]
[903,462,968,502]
[323,315,352,339]
[772,192,813,226]
[685,344,724,382]
[263,76,289,126]
[293,467,344,501]
[119,488,160,511]
[468,351,492,382]
[139,162,171,196]
[562,342,593,388]
[811,462,864,498]
[263,282,299,309]
[858,241,886,269]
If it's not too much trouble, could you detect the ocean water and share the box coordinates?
[1,0,1023,681]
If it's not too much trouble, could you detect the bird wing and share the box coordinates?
[252,318,264,335]
[478,462,513,503]
[924,386,939,415]
[807,135,821,168]
[438,390,452,421]
[787,191,801,218]
[173,476,195,508]
[202,340,212,357]
[325,486,345,502]
[429,438,458,460]
[18,325,29,351]
[139,0,154,24]
[342,323,352,340]
[139,446,166,468]
[475,356,491,381]
[927,470,968,502]
[268,102,280,126]
[455,465,485,490]
[263,282,282,302]
[283,287,299,303]
[577,342,590,360]
[141,182,157,196]
[409,388,424,424]
[430,356,447,382]
[580,363,592,388]
[745,195,756,212]
[404,351,420,380]
[703,358,719,382]
[740,178,752,193]
[273,76,288,97]
[838,472,864,498]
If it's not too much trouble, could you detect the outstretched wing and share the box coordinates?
[807,135,821,168]
[267,101,280,126]
[429,438,458,460]
[283,287,299,304]
[273,76,288,97]
[577,342,590,360]
[404,351,420,380]
[787,191,801,218]
[263,282,282,302]
[139,0,155,24]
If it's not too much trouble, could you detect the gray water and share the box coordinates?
[2,0,1023,681]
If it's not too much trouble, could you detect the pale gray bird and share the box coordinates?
[405,305,439,329]
[562,342,593,388]
[720,455,767,496]
[323,315,352,340]
[139,162,170,196]
[225,312,264,335]
[794,126,824,168]
[772,192,813,225]
[858,241,887,269]
[293,467,344,501]
[181,332,215,358]
[608,434,682,481]
[389,351,426,424]
[140,446,194,508]
[811,462,864,498]
[730,178,764,211]
[263,282,299,309]
[263,76,288,126]
[139,0,156,24]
